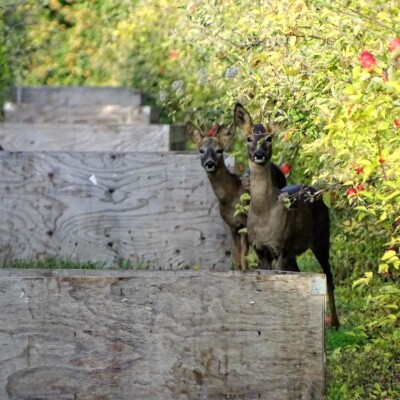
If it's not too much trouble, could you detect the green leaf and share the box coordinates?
[323,191,331,208]
[239,193,251,201]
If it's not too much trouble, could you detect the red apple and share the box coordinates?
[170,50,179,59]
[389,38,400,53]
[280,162,291,175]
[359,51,377,72]
[346,188,357,197]
[394,119,400,128]
[207,124,219,137]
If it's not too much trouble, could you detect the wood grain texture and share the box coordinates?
[0,123,170,152]
[4,104,157,125]
[9,86,143,106]
[0,269,326,400]
[0,151,231,269]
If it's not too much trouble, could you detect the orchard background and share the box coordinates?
[1,1,399,398]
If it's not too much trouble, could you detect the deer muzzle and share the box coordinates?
[253,150,266,164]
[204,160,216,172]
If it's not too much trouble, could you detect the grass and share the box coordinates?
[1,258,152,270]
[2,259,109,269]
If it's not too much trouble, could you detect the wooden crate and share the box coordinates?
[0,269,326,400]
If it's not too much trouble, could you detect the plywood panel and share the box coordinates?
[8,86,143,106]
[3,104,158,124]
[0,269,326,400]
[0,123,169,152]
[0,152,231,269]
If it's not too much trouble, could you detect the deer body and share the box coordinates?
[249,164,319,266]
[207,162,244,229]
[186,122,285,271]
[234,103,340,329]
[206,155,248,271]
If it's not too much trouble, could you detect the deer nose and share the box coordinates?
[204,160,216,172]
[253,150,266,164]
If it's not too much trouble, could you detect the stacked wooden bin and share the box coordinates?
[0,87,327,400]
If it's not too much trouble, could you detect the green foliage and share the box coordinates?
[233,192,250,217]
[5,258,107,270]
[4,258,146,270]
[327,283,400,399]
[0,9,13,113]
[245,250,258,270]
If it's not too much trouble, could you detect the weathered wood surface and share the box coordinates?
[8,86,143,106]
[0,269,326,400]
[0,151,231,269]
[3,104,159,124]
[0,123,170,152]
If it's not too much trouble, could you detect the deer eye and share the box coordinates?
[199,148,205,154]
[216,149,223,154]
[247,137,252,143]
[266,136,272,142]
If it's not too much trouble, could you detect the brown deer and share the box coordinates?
[186,121,286,271]
[234,103,340,329]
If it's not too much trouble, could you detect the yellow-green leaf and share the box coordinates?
[378,263,389,274]
[381,250,396,261]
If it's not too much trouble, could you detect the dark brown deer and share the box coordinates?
[186,121,286,271]
[234,103,340,329]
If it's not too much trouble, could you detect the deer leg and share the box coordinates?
[255,246,273,270]
[312,246,340,330]
[240,233,249,271]
[231,232,242,270]
[276,255,300,272]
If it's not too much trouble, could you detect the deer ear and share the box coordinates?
[234,103,253,133]
[185,121,204,145]
[216,124,236,150]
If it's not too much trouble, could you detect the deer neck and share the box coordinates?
[249,160,279,214]
[207,164,242,204]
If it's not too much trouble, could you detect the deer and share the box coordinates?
[234,103,340,329]
[186,120,286,271]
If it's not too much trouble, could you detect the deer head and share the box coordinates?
[185,122,236,173]
[234,103,273,166]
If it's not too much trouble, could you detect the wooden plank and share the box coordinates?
[3,104,159,124]
[0,151,231,269]
[0,269,326,400]
[0,123,170,152]
[8,86,143,106]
